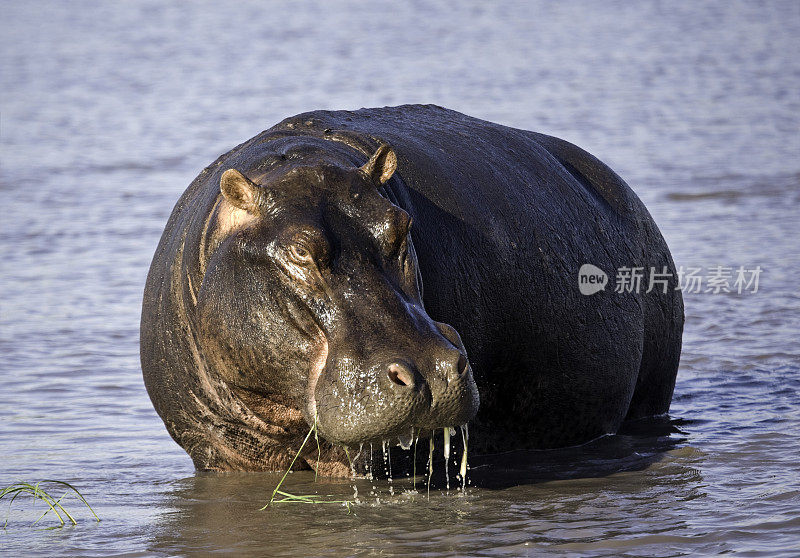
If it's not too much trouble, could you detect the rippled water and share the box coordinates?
[2,1,799,556]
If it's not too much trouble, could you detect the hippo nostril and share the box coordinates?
[457,354,468,376]
[387,363,415,387]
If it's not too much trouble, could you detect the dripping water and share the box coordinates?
[443,427,451,490]
[459,424,468,491]
[411,428,417,487]
[427,433,434,498]
[350,443,364,503]
[369,443,377,497]
[381,440,394,496]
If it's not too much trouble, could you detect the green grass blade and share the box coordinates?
[260,418,355,511]
[3,488,33,528]
[1,480,98,528]
[33,491,70,526]
[260,424,316,510]
[41,480,100,522]
[33,484,75,526]
[27,484,66,527]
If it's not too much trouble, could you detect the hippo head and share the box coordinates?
[196,144,479,449]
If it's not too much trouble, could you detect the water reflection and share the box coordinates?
[466,416,688,489]
[148,420,704,556]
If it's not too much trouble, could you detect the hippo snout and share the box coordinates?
[312,337,480,447]
[386,361,416,387]
[386,348,469,389]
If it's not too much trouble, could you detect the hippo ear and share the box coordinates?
[220,169,262,213]
[360,144,397,185]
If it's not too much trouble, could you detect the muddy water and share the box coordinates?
[1,1,799,556]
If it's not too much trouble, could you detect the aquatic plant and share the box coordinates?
[0,480,99,528]
[261,416,353,511]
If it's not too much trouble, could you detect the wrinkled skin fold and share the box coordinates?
[140,105,683,475]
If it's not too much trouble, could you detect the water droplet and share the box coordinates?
[427,433,434,497]
[443,427,451,490]
[459,424,469,491]
[398,428,413,450]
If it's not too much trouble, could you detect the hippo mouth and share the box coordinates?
[307,356,480,449]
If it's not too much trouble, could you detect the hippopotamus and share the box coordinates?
[140,104,683,476]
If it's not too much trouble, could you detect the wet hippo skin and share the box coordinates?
[140,105,683,476]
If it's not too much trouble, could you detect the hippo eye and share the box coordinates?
[288,243,313,263]
[284,228,330,269]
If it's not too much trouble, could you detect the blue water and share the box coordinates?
[1,1,799,556]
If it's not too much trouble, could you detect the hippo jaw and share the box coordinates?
[307,336,480,448]
[311,375,480,449]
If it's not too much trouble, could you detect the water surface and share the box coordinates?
[1,1,799,556]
